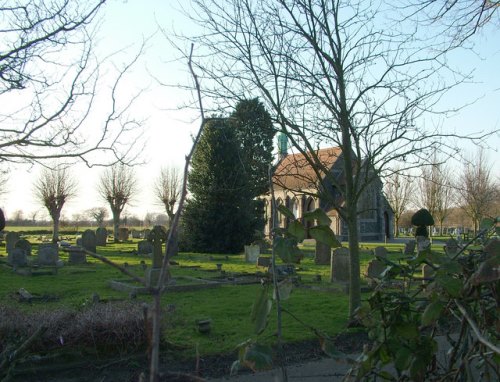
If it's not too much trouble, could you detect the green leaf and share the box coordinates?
[273,278,293,301]
[309,225,341,248]
[421,301,444,326]
[436,274,462,298]
[470,255,500,285]
[277,204,295,220]
[303,208,331,225]
[480,217,495,230]
[241,343,273,371]
[439,260,462,275]
[287,220,305,241]
[394,347,412,372]
[250,285,272,334]
[273,236,302,263]
[395,322,418,340]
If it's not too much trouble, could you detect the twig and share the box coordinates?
[454,300,500,355]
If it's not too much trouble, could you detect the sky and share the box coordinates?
[0,0,499,222]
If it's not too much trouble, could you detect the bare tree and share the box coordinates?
[34,166,77,242]
[153,166,182,228]
[98,164,138,242]
[384,171,412,237]
[86,207,108,227]
[178,0,487,319]
[0,0,145,166]
[457,149,498,234]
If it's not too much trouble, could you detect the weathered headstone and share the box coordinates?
[37,243,59,265]
[372,246,387,259]
[367,259,386,279]
[6,232,20,254]
[76,237,82,246]
[403,240,416,255]
[131,229,141,239]
[416,236,430,252]
[315,241,331,265]
[137,240,153,255]
[444,238,459,257]
[145,225,167,287]
[244,245,260,263]
[95,227,108,246]
[330,247,350,283]
[66,246,87,264]
[81,229,96,253]
[257,256,271,267]
[118,227,129,241]
[9,248,28,268]
[269,264,295,276]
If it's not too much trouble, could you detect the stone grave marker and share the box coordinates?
[257,256,271,267]
[403,240,416,255]
[81,229,96,253]
[244,245,260,263]
[367,259,386,279]
[118,227,129,241]
[131,229,141,239]
[422,264,435,280]
[269,264,295,276]
[315,241,331,265]
[9,248,28,268]
[95,227,108,246]
[37,243,60,266]
[66,246,87,264]
[444,238,459,257]
[330,247,350,283]
[15,239,32,256]
[146,225,167,287]
[372,246,387,259]
[137,240,153,255]
[6,232,20,254]
[416,236,430,252]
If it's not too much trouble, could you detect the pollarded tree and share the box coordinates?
[153,166,182,228]
[231,98,275,196]
[0,0,144,166]
[98,164,138,242]
[34,167,77,242]
[180,0,487,319]
[457,149,498,234]
[384,170,412,237]
[182,118,263,253]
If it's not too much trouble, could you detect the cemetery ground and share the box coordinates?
[0,230,447,381]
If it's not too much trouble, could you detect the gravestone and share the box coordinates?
[403,240,416,255]
[257,256,271,267]
[66,246,87,264]
[315,241,331,265]
[37,243,60,265]
[137,240,153,255]
[422,264,435,280]
[9,248,28,268]
[146,225,167,287]
[95,227,108,246]
[6,232,20,254]
[416,236,430,252]
[268,264,295,276]
[15,239,32,256]
[330,247,350,283]
[244,245,260,263]
[76,237,82,246]
[372,246,387,259]
[118,227,129,241]
[131,229,141,239]
[367,259,386,279]
[444,238,459,257]
[81,230,96,253]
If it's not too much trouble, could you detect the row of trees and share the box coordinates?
[385,149,499,237]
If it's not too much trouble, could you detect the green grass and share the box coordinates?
[0,235,435,358]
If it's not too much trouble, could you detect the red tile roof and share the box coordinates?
[273,147,343,190]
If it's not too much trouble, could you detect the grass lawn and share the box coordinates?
[0,232,433,361]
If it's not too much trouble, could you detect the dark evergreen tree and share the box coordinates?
[231,98,275,196]
[182,118,263,253]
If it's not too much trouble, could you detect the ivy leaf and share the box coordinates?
[240,343,273,372]
[436,274,462,298]
[273,278,293,301]
[395,347,412,372]
[469,255,500,285]
[421,301,444,326]
[395,322,418,340]
[287,220,305,241]
[277,204,295,220]
[303,208,331,225]
[274,236,302,263]
[309,225,341,248]
[250,285,272,334]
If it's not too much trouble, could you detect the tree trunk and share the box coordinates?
[112,210,120,243]
[52,217,60,243]
[394,217,400,238]
[346,203,361,319]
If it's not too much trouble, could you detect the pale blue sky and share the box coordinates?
[1,0,498,221]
